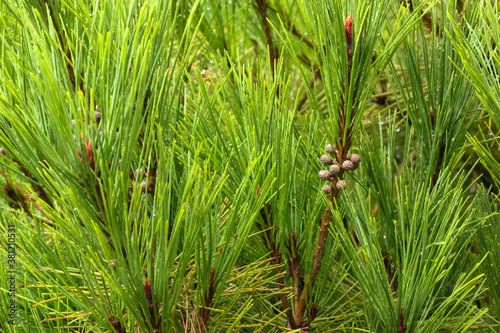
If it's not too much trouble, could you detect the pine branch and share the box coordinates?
[257,203,297,328]
[255,0,279,76]
[294,14,360,327]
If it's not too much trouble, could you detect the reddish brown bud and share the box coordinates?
[344,14,354,55]
[210,267,215,285]
[342,160,355,170]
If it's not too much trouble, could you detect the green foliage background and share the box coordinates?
[0,0,499,332]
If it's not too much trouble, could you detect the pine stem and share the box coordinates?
[294,170,344,325]
[255,0,278,76]
[294,14,358,327]
[257,204,298,328]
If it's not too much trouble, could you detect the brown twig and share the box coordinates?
[109,313,126,333]
[255,0,279,77]
[286,232,301,308]
[294,170,344,325]
[256,203,298,328]
[403,0,439,34]
[144,276,162,332]
[1,167,54,223]
[37,0,80,93]
[399,308,407,332]
[294,14,359,327]
[16,163,53,209]
[200,267,216,328]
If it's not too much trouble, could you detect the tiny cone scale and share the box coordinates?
[320,155,333,165]
[342,160,355,170]
[336,180,347,190]
[329,164,340,176]
[318,170,330,180]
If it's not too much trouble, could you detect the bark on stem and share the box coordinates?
[294,14,356,327]
[294,170,345,325]
[258,204,298,328]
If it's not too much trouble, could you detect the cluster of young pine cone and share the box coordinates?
[318,144,360,194]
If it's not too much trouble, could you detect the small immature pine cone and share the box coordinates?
[320,155,333,165]
[0,148,6,155]
[336,180,347,190]
[329,164,340,176]
[325,144,335,155]
[342,160,355,170]
[318,170,330,180]
[95,111,102,123]
[323,185,332,194]
[349,154,361,164]
[72,119,76,127]
[140,181,148,191]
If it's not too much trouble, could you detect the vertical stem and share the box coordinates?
[258,204,298,328]
[255,0,279,77]
[294,14,358,327]
[294,170,345,325]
